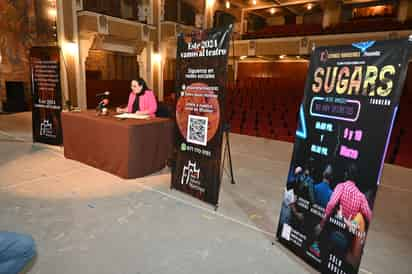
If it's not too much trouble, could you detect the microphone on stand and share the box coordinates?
[96,91,110,115]
[96,91,110,97]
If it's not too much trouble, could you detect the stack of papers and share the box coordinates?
[114,113,150,119]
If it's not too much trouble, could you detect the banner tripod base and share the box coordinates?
[221,124,236,185]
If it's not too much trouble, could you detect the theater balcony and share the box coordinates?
[243,18,412,40]
[161,21,199,41]
[243,23,323,40]
[161,0,201,41]
[80,0,142,22]
[77,10,156,45]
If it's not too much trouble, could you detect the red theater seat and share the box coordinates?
[258,116,271,127]
[385,142,396,163]
[385,125,401,163]
[274,127,289,138]
[278,135,295,143]
[271,118,284,129]
[232,111,243,121]
[242,122,258,136]
[257,125,273,139]
[230,119,242,134]
[394,143,412,169]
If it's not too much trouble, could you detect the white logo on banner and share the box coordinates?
[181,161,205,193]
[281,223,292,241]
[181,161,200,185]
[40,120,55,137]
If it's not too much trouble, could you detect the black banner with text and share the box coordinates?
[30,46,63,145]
[171,25,232,206]
[276,39,411,274]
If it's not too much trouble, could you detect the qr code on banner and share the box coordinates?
[187,115,208,146]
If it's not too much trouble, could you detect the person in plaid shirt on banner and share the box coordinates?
[317,164,372,268]
[320,164,372,229]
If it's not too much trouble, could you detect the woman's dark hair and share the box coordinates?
[136,78,149,93]
[344,163,358,182]
[303,157,315,176]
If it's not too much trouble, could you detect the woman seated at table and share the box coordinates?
[116,78,157,117]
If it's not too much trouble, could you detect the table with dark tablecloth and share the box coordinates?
[62,111,174,179]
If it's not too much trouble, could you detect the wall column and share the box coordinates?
[150,0,163,100]
[138,47,147,85]
[143,44,153,90]
[398,0,412,23]
[204,0,216,29]
[56,0,69,106]
[56,0,85,109]
[240,9,245,34]
[78,35,95,109]
[322,0,342,29]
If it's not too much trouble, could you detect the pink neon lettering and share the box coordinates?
[339,145,359,160]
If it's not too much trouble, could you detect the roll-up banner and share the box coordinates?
[276,39,411,274]
[171,25,233,206]
[30,46,63,145]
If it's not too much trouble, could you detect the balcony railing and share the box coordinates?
[243,19,412,40]
[81,0,142,22]
[79,0,197,26]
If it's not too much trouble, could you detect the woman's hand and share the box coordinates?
[116,107,125,113]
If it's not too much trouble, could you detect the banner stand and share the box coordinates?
[171,25,233,208]
[30,46,63,146]
[221,124,236,185]
[221,36,238,189]
[219,34,238,188]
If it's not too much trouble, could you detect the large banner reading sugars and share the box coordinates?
[276,39,411,274]
[171,25,232,206]
[30,46,63,145]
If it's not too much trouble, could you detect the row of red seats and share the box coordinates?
[225,82,412,170]
[391,99,412,168]
[163,79,412,169]
[226,85,300,145]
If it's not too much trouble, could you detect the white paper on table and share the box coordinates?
[114,113,150,119]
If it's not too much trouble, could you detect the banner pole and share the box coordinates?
[220,125,236,185]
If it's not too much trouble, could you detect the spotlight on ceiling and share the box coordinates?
[307,4,313,11]
[270,8,276,15]
[226,1,230,9]
[252,0,257,6]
